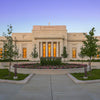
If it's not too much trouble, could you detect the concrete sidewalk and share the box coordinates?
[0,74,100,100]
[11,68,85,74]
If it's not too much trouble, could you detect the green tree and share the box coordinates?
[78,47,86,64]
[81,27,99,71]
[14,37,20,60]
[31,44,38,59]
[61,46,68,62]
[2,25,19,76]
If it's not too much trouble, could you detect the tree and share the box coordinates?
[14,37,20,60]
[61,46,68,62]
[2,25,19,76]
[31,44,38,59]
[78,47,86,64]
[81,27,99,71]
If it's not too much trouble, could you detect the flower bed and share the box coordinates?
[13,63,87,69]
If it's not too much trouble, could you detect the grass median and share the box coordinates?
[71,69,100,80]
[0,69,29,80]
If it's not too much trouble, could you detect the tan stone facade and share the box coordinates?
[0,25,100,61]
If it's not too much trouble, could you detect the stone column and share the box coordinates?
[20,44,22,60]
[56,42,58,57]
[39,42,41,58]
[61,40,63,57]
[51,42,53,57]
[37,41,39,59]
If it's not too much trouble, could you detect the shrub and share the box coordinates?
[0,59,29,62]
[40,57,62,66]
[70,59,100,62]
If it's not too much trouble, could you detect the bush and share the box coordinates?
[0,59,29,62]
[70,59,100,62]
[40,57,62,66]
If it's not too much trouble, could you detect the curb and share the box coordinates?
[67,73,100,84]
[0,73,35,84]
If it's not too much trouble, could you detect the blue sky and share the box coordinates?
[0,0,100,36]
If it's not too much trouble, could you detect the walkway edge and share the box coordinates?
[67,73,100,84]
[0,73,35,84]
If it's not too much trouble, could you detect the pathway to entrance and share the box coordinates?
[0,74,100,100]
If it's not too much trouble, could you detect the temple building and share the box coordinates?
[0,25,100,61]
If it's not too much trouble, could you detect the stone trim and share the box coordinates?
[14,40,32,42]
[35,37,64,40]
[68,40,84,42]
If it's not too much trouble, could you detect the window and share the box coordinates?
[0,48,2,58]
[97,54,99,58]
[43,43,46,57]
[97,49,100,58]
[53,42,56,57]
[23,48,27,58]
[72,48,76,58]
[48,42,51,57]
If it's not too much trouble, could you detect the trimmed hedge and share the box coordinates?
[70,59,100,62]
[40,57,62,66]
[0,59,29,62]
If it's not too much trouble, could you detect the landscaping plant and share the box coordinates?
[2,25,19,76]
[31,44,38,60]
[81,27,100,71]
[61,46,68,62]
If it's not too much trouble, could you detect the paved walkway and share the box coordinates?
[11,68,85,74]
[0,74,100,100]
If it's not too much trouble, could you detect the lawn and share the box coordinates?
[0,69,29,80]
[71,69,100,80]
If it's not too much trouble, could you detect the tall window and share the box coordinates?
[53,42,56,57]
[48,42,51,57]
[23,48,27,58]
[97,54,99,58]
[0,48,2,58]
[43,42,46,57]
[72,48,76,58]
[97,49,100,58]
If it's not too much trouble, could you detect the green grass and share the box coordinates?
[0,69,29,80]
[71,69,100,80]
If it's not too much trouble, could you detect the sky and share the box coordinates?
[0,0,100,36]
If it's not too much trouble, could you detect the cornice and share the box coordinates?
[35,37,64,40]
